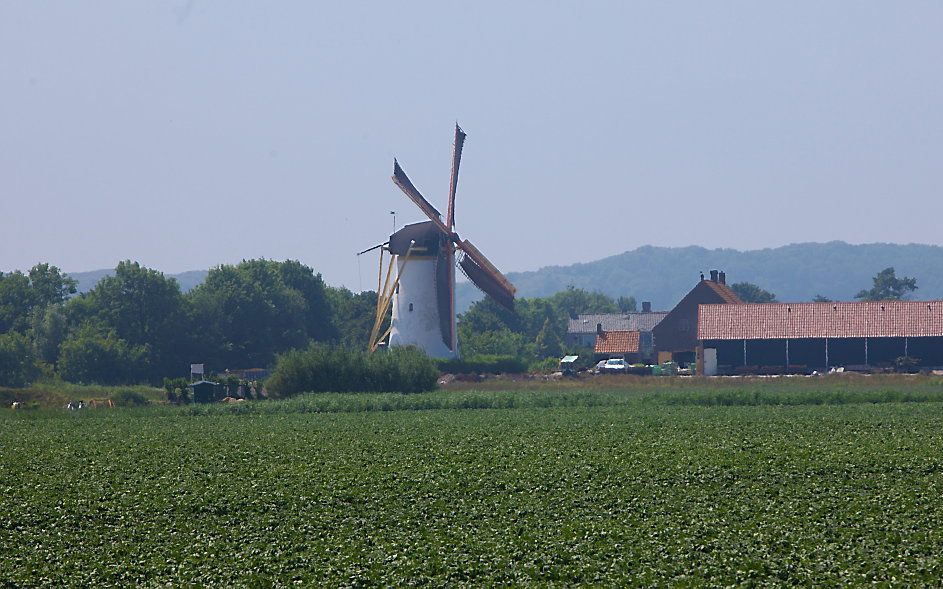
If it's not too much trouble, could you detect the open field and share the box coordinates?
[3,379,943,585]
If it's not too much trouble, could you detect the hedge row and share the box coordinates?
[266,344,438,398]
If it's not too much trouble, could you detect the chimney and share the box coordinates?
[718,271,726,285]
[642,301,652,313]
[596,323,603,335]
[709,269,719,282]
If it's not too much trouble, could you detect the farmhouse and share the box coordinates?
[566,302,667,347]
[697,300,943,374]
[652,270,741,365]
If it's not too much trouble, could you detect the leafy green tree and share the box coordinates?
[0,331,40,387]
[57,324,148,385]
[0,271,34,334]
[274,260,337,342]
[551,286,620,319]
[0,264,76,335]
[31,305,69,364]
[535,317,563,358]
[617,296,638,313]
[73,261,189,381]
[812,294,832,303]
[855,267,918,301]
[188,260,332,369]
[327,287,382,349]
[28,263,77,308]
[730,282,777,303]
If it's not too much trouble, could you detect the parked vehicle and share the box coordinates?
[600,358,626,373]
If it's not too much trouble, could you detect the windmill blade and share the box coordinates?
[457,239,516,310]
[460,253,515,310]
[446,124,466,229]
[435,243,455,350]
[392,160,451,236]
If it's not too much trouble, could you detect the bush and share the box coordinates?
[437,355,527,375]
[266,344,438,398]
[528,357,560,374]
[111,390,150,407]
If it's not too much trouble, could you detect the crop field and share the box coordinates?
[3,378,943,585]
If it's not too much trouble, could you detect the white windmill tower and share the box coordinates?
[366,125,516,358]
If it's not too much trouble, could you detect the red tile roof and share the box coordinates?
[595,330,641,354]
[701,280,742,304]
[698,301,943,340]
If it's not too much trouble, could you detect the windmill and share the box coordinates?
[366,125,516,358]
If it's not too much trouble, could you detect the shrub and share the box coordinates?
[266,344,438,398]
[528,357,560,374]
[111,390,150,407]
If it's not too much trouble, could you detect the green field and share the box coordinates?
[3,378,943,585]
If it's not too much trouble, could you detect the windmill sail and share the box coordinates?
[459,252,515,310]
[446,124,466,229]
[392,160,450,236]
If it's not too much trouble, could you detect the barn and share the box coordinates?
[697,300,943,374]
[652,270,741,365]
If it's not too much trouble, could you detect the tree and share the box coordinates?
[535,317,563,358]
[855,267,918,301]
[327,287,382,349]
[617,296,637,313]
[812,294,832,303]
[74,261,189,381]
[0,264,76,335]
[730,282,777,303]
[188,260,329,368]
[31,305,68,364]
[57,324,147,385]
[28,263,77,308]
[0,332,39,387]
[274,260,336,342]
[0,271,33,334]
[551,286,620,319]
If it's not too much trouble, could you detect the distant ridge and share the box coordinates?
[457,242,943,313]
[64,242,943,313]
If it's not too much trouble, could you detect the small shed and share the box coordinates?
[189,380,219,404]
[559,355,579,374]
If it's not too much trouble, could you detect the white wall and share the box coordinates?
[389,256,457,359]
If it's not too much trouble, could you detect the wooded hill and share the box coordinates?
[457,242,943,312]
[65,241,943,313]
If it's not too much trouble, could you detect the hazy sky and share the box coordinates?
[2,2,941,290]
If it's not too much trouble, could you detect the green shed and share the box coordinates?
[189,380,218,404]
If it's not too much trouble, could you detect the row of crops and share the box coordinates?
[2,387,943,584]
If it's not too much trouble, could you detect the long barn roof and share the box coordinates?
[698,300,943,340]
[569,312,668,334]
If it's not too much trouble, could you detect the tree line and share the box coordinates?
[0,260,378,387]
[0,259,917,388]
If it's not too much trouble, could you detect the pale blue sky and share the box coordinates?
[2,2,941,289]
